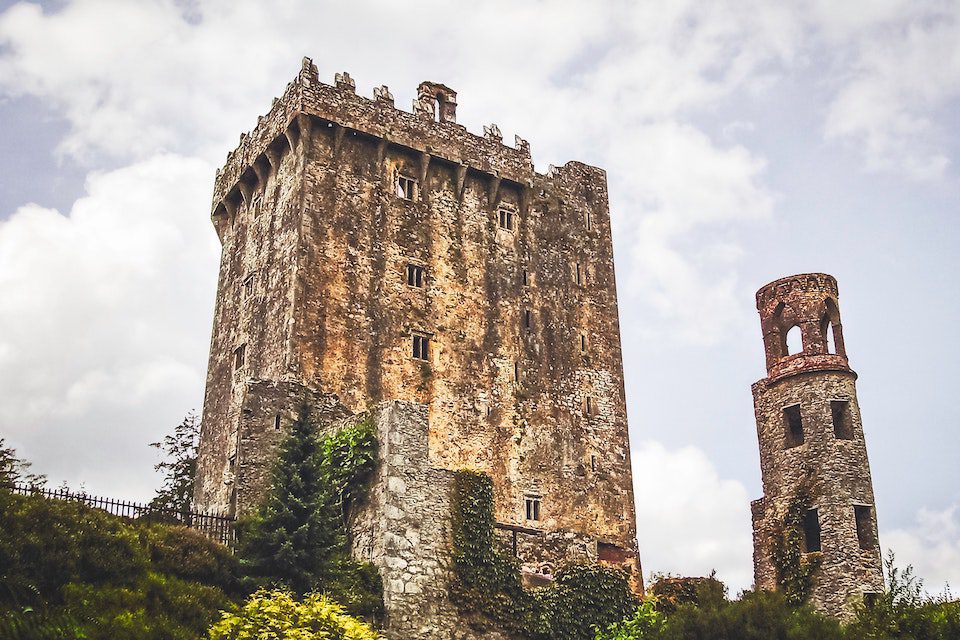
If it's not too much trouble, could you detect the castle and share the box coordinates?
[750,274,884,618]
[193,58,641,637]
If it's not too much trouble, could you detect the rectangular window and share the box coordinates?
[242,273,255,299]
[783,404,804,448]
[412,334,430,361]
[832,400,853,440]
[590,454,597,472]
[498,207,515,231]
[854,505,876,550]
[575,262,583,285]
[524,496,541,521]
[233,344,246,371]
[406,264,424,288]
[803,508,821,553]
[580,334,587,354]
[524,309,532,330]
[274,414,282,430]
[513,362,520,383]
[586,210,592,231]
[584,396,594,416]
[522,270,528,286]
[397,174,417,200]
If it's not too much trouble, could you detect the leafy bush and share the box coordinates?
[208,589,379,640]
[0,488,237,639]
[595,599,665,640]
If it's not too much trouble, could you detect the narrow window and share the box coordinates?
[498,207,515,231]
[783,404,804,448]
[580,334,587,354]
[397,174,417,200]
[274,414,282,430]
[832,400,853,440]
[412,334,430,361]
[590,454,597,472]
[228,452,236,469]
[785,325,803,355]
[825,321,837,354]
[584,396,594,416]
[585,210,592,231]
[854,505,876,550]
[406,264,424,288]
[575,262,584,286]
[802,508,821,552]
[513,362,520,383]
[522,270,529,286]
[251,193,263,217]
[524,309,531,330]
[524,496,541,521]
[242,273,255,299]
[233,344,246,371]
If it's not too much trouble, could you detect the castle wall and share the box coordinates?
[194,59,640,581]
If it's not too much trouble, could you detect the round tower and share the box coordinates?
[750,273,883,619]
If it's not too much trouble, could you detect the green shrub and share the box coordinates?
[208,589,379,640]
[143,524,238,593]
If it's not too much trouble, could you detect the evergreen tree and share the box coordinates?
[0,438,45,488]
[237,404,342,595]
[149,412,200,513]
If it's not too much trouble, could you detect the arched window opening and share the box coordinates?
[785,325,803,356]
[825,320,837,354]
[434,94,443,122]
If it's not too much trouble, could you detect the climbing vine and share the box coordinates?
[770,478,822,606]
[451,471,637,640]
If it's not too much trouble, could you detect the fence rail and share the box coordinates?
[3,483,236,549]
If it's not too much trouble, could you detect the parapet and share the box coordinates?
[211,57,567,218]
[755,273,851,383]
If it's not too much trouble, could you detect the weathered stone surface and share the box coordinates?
[193,58,642,634]
[750,273,884,620]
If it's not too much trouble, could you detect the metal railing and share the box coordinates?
[3,483,235,548]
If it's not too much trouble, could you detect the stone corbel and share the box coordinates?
[376,139,388,164]
[455,164,467,202]
[488,174,502,207]
[418,151,431,185]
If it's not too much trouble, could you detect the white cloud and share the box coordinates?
[632,440,754,594]
[0,153,219,498]
[883,504,960,595]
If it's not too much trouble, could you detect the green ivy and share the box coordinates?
[451,471,637,640]
[770,479,822,606]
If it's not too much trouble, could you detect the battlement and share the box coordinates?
[211,57,579,223]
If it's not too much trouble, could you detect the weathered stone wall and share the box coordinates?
[194,57,641,584]
[750,274,883,619]
[345,401,514,640]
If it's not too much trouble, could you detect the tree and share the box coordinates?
[208,590,378,640]
[0,438,45,488]
[238,405,344,594]
[149,412,199,513]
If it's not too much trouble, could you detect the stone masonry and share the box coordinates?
[192,57,642,633]
[750,273,884,619]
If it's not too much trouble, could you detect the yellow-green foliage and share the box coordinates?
[208,590,379,640]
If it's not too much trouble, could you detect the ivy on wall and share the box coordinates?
[770,478,822,606]
[450,470,637,640]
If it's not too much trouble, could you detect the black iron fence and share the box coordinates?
[3,483,236,549]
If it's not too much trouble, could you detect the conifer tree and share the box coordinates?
[237,404,342,595]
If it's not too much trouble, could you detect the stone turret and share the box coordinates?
[750,273,883,619]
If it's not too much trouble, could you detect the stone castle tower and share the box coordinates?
[193,58,641,636]
[750,273,883,618]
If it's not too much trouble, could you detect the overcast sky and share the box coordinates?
[0,0,958,595]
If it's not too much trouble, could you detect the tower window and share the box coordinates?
[590,454,597,472]
[575,262,584,286]
[274,414,282,430]
[513,362,520,383]
[397,174,418,200]
[242,273,255,299]
[522,270,529,286]
[406,264,424,288]
[783,404,804,448]
[832,400,853,440]
[584,396,594,416]
[524,496,541,521]
[524,309,532,330]
[498,207,515,231]
[854,505,877,550]
[412,334,430,361]
[585,210,592,231]
[233,344,246,371]
[580,334,587,354]
[803,508,821,553]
